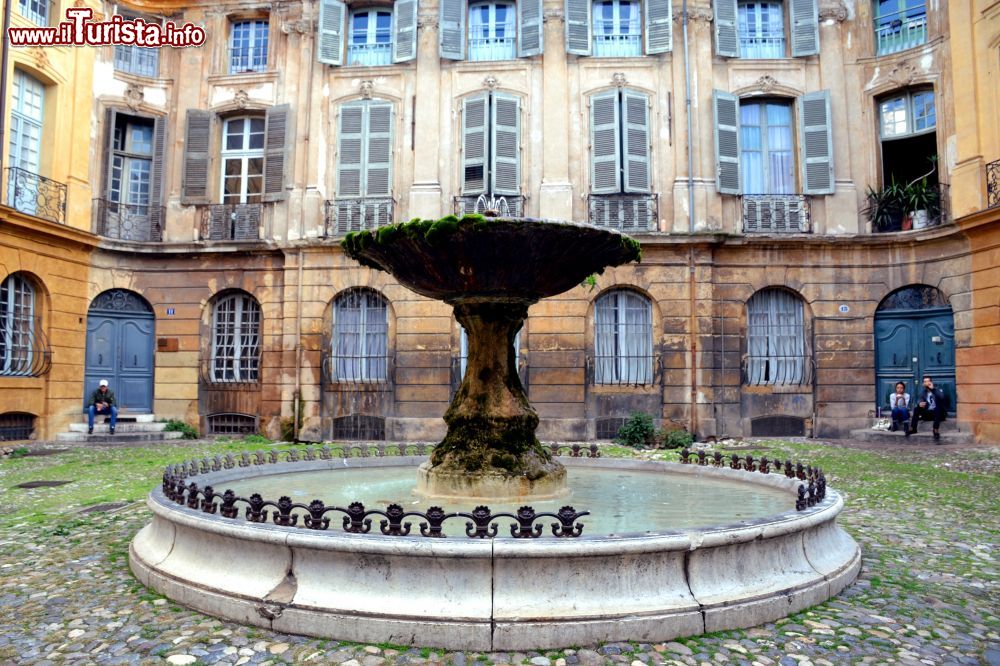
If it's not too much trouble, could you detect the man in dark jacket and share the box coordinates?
[88,379,117,435]
[907,375,947,442]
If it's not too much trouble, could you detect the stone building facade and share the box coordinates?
[1,0,997,441]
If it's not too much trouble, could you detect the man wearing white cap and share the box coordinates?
[87,379,118,435]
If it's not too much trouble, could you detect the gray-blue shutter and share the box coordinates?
[622,91,651,193]
[789,0,819,56]
[799,90,834,194]
[645,0,672,54]
[365,102,394,197]
[337,104,364,197]
[439,0,466,60]
[714,0,738,57]
[181,109,211,204]
[318,0,345,65]
[491,93,520,195]
[518,0,544,57]
[263,104,291,202]
[590,91,621,194]
[713,90,741,195]
[462,96,488,195]
[393,0,418,62]
[565,0,592,55]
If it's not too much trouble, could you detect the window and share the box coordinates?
[337,101,394,199]
[593,289,653,385]
[462,93,521,197]
[17,0,47,25]
[593,0,642,57]
[230,20,269,73]
[874,0,926,56]
[469,2,517,61]
[0,274,35,377]
[746,289,806,385]
[565,0,671,56]
[114,13,160,77]
[211,292,261,383]
[332,290,389,382]
[878,89,937,189]
[590,89,650,195]
[319,0,418,66]
[737,1,784,58]
[459,326,521,378]
[879,90,935,139]
[740,100,794,194]
[221,117,265,204]
[7,71,44,217]
[109,116,154,208]
[348,10,393,65]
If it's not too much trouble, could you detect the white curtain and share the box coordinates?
[746,289,805,385]
[334,290,387,381]
[595,290,652,385]
[741,102,793,194]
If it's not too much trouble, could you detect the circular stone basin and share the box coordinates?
[130,456,860,651]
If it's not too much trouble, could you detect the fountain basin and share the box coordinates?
[129,456,860,650]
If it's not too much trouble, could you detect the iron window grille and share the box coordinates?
[1,275,51,377]
[328,290,391,384]
[209,293,262,384]
[207,413,258,435]
[587,194,657,231]
[200,204,262,240]
[592,289,655,386]
[744,288,809,386]
[742,194,809,233]
[0,412,35,441]
[325,198,394,236]
[331,414,387,441]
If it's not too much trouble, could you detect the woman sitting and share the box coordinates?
[888,382,910,432]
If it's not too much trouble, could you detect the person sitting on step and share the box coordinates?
[87,379,117,435]
[888,381,910,432]
[906,375,947,443]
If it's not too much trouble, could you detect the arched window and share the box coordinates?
[0,273,36,377]
[211,292,262,383]
[593,289,653,385]
[468,1,516,61]
[348,9,393,65]
[221,116,265,205]
[745,288,806,385]
[332,289,389,382]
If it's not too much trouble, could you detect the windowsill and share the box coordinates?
[858,35,944,63]
[207,70,279,85]
[445,59,538,71]
[338,62,413,72]
[113,70,173,87]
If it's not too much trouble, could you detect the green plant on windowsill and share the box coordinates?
[903,178,941,229]
[865,179,906,232]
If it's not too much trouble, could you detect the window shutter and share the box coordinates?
[337,104,365,197]
[565,0,592,55]
[714,0,738,57]
[462,95,488,195]
[318,0,345,65]
[439,0,466,60]
[645,0,672,54]
[263,104,291,202]
[181,109,211,204]
[590,91,621,194]
[713,90,741,195]
[149,115,166,237]
[491,93,520,196]
[789,0,819,56]
[101,108,118,199]
[393,0,418,63]
[518,0,544,57]
[799,90,834,194]
[366,102,394,197]
[622,91,651,193]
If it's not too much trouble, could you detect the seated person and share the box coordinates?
[888,382,910,432]
[907,375,947,442]
[88,379,117,435]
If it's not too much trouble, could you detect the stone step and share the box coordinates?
[55,431,185,443]
[68,422,168,433]
[76,413,156,424]
[850,426,973,445]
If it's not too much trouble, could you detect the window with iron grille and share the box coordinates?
[221,116,265,204]
[230,20,269,74]
[1,274,36,377]
[0,412,34,441]
[332,414,386,441]
[332,289,389,382]
[207,413,258,435]
[211,292,262,382]
[745,288,806,385]
[595,417,627,439]
[114,13,160,77]
[594,289,653,385]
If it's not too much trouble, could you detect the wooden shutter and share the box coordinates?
[799,90,834,194]
[789,0,819,56]
[318,0,345,65]
[714,0,738,57]
[491,93,520,196]
[590,91,621,194]
[518,0,544,57]
[622,91,651,193]
[565,0,592,55]
[439,0,466,60]
[713,90,741,195]
[181,109,211,204]
[462,96,488,195]
[149,115,166,237]
[263,104,290,202]
[337,104,365,197]
[366,102,394,197]
[393,0,418,63]
[645,0,672,54]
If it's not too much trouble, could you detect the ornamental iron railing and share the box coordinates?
[742,194,810,233]
[0,316,52,377]
[200,204,262,241]
[988,160,1000,209]
[874,4,927,56]
[4,167,67,224]
[93,199,164,242]
[588,194,657,231]
[325,198,394,236]
[321,351,395,387]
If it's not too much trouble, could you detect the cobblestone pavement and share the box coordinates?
[0,439,997,666]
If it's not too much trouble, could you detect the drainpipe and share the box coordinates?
[682,0,695,233]
[0,0,13,177]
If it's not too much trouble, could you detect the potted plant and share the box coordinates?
[904,178,941,230]
[865,179,906,232]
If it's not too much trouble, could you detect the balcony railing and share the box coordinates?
[4,167,67,224]
[588,194,657,231]
[325,198,393,236]
[468,36,516,61]
[200,204,262,241]
[346,42,393,66]
[739,36,785,59]
[93,199,164,242]
[592,32,642,57]
[0,316,52,378]
[454,194,523,217]
[874,6,927,56]
[988,160,1000,209]
[742,194,810,233]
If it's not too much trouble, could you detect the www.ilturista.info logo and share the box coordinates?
[7,8,206,47]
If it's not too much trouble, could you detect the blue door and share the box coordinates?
[875,306,956,415]
[84,290,155,413]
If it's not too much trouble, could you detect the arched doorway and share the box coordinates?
[874,285,956,414]
[84,289,155,413]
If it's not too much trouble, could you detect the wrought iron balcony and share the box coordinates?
[0,316,52,377]
[325,198,394,236]
[988,160,1000,209]
[874,5,927,56]
[588,194,657,232]
[742,194,810,233]
[454,194,523,217]
[4,167,67,224]
[200,204,262,241]
[93,199,164,242]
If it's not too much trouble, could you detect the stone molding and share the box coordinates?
[818,0,848,23]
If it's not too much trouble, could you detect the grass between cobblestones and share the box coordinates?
[0,437,997,665]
